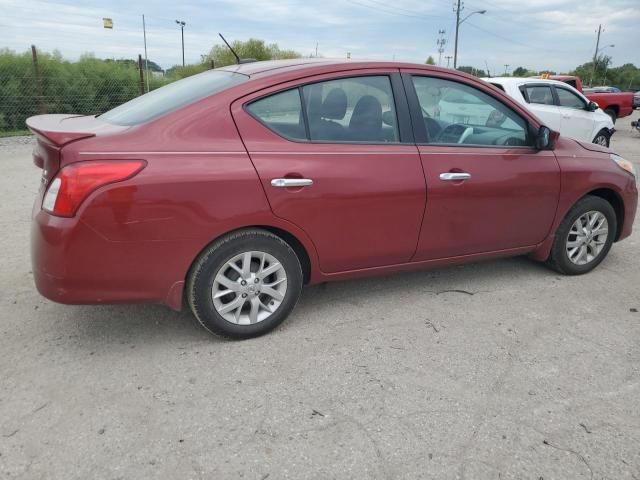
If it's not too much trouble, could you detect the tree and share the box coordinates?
[570,57,639,88]
[512,66,535,77]
[425,56,435,65]
[571,55,611,87]
[457,66,486,77]
[206,38,300,68]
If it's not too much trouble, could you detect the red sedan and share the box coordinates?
[27,59,637,338]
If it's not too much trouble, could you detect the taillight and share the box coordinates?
[42,160,146,217]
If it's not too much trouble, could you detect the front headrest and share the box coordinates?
[321,88,347,120]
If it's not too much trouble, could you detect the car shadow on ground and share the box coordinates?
[57,255,551,346]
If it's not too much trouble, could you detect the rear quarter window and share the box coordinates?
[100,70,248,126]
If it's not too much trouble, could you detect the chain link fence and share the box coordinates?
[0,46,174,136]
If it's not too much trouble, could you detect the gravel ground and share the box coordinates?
[1,111,639,480]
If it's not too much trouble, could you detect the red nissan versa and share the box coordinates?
[27,59,637,338]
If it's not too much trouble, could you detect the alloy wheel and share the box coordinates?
[211,251,288,325]
[593,134,608,146]
[565,210,609,265]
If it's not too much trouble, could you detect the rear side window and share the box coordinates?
[246,89,306,140]
[245,75,399,143]
[302,76,399,143]
[555,88,586,109]
[524,86,554,105]
[100,70,248,126]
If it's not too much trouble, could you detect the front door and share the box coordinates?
[402,71,561,260]
[554,85,594,142]
[232,72,426,273]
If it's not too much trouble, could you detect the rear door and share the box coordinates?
[232,70,426,273]
[402,70,560,260]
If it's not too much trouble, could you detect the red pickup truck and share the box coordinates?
[544,75,634,123]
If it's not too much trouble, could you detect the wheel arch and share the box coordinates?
[583,188,624,241]
[185,224,315,287]
[604,104,619,115]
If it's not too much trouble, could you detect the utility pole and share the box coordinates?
[31,45,45,113]
[590,24,602,87]
[453,0,461,69]
[142,15,149,92]
[504,64,509,75]
[315,42,318,57]
[175,20,186,67]
[137,54,145,96]
[592,24,602,65]
[445,55,452,68]
[436,29,446,66]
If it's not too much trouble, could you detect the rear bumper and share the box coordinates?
[31,209,187,310]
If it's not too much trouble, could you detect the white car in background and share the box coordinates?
[483,77,615,147]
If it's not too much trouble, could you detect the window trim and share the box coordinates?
[519,83,556,106]
[404,73,536,149]
[244,87,308,142]
[243,72,414,145]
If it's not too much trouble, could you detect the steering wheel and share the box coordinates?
[436,123,474,144]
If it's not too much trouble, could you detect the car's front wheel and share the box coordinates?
[592,129,610,147]
[547,195,616,275]
[187,229,303,339]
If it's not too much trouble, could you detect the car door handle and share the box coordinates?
[271,178,313,188]
[439,172,471,181]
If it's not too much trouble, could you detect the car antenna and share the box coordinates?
[218,33,256,64]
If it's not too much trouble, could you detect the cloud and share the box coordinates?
[0,0,637,73]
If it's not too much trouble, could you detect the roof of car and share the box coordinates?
[482,77,571,87]
[218,58,453,78]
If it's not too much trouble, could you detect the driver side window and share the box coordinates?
[411,76,530,147]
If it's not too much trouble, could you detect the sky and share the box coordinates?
[0,0,638,74]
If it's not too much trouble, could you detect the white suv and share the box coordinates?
[483,77,615,146]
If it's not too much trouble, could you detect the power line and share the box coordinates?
[358,0,450,19]
[345,0,448,20]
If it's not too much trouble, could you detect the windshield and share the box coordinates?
[100,70,248,126]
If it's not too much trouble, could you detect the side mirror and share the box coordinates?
[586,101,599,112]
[535,125,554,150]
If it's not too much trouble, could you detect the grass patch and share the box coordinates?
[0,130,31,138]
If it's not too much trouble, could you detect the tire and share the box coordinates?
[187,229,303,339]
[592,129,610,147]
[604,108,617,124]
[547,195,617,275]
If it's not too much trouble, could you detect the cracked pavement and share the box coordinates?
[1,111,639,479]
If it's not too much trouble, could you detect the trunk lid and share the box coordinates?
[26,114,127,184]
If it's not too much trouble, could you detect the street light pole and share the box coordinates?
[453,3,486,69]
[175,20,186,67]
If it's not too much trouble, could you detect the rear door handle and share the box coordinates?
[271,178,313,188]
[439,172,471,181]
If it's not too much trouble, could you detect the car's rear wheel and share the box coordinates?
[547,195,616,275]
[592,129,610,147]
[187,229,303,339]
[604,108,617,124]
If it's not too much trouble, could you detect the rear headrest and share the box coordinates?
[321,88,347,120]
